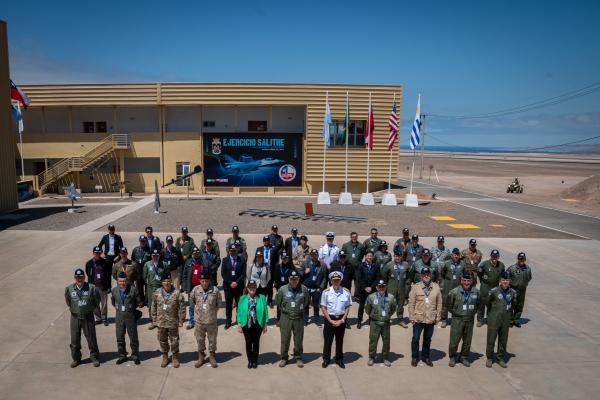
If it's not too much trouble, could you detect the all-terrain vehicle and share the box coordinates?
[507,177,524,193]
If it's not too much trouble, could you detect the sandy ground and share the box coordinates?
[400,156,600,217]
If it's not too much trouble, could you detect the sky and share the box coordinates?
[3,0,600,148]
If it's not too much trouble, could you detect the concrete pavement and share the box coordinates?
[397,178,600,240]
[0,230,599,400]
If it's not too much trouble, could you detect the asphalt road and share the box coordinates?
[397,178,600,240]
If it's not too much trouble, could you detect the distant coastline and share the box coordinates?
[399,144,600,155]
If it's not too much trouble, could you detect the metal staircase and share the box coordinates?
[36,134,129,193]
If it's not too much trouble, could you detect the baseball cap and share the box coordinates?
[247,280,257,287]
[394,250,402,256]
[229,244,237,251]
[263,235,269,241]
[74,268,85,278]
[117,272,127,279]
[289,271,300,279]
[380,240,388,247]
[421,267,431,275]
[206,239,214,245]
[166,235,174,242]
[139,235,147,241]
[93,246,102,253]
[281,251,289,258]
[452,248,460,255]
[161,272,171,281]
[255,250,264,256]
[462,271,472,279]
[192,247,201,254]
[200,270,211,280]
[232,225,239,232]
[300,235,308,241]
[500,271,510,279]
[412,234,419,240]
[517,252,526,260]
[181,226,189,232]
[422,249,431,256]
[108,224,115,230]
[469,239,477,245]
[271,225,278,230]
[310,249,319,255]
[376,279,386,286]
[206,228,214,234]
[326,232,335,238]
[437,235,445,242]
[338,250,346,257]
[491,249,500,257]
[291,227,298,233]
[151,249,160,256]
[120,246,128,253]
[402,228,409,234]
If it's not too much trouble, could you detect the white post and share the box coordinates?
[360,92,374,205]
[344,91,349,193]
[322,138,326,193]
[387,151,392,193]
[17,102,24,180]
[318,91,331,204]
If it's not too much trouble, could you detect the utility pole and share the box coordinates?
[419,113,426,179]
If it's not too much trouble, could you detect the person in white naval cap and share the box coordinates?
[320,270,352,368]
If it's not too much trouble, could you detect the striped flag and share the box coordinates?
[387,97,399,150]
[10,80,30,109]
[410,95,421,150]
[11,102,24,134]
[365,92,374,150]
[322,92,332,147]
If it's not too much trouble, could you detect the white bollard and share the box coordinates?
[359,192,375,206]
[317,192,331,205]
[338,192,353,205]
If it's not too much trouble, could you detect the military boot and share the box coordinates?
[160,353,169,368]
[383,359,391,367]
[195,353,205,368]
[367,358,374,366]
[70,360,80,368]
[279,359,287,367]
[172,353,180,368]
[486,359,493,368]
[498,360,507,368]
[209,352,218,368]
[440,320,447,328]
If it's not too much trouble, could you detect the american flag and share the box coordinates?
[387,98,399,150]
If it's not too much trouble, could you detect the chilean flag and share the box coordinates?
[365,92,374,150]
[10,80,30,109]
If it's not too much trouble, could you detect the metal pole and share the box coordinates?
[17,103,24,180]
[322,91,328,193]
[387,150,392,193]
[365,92,371,193]
[410,150,416,195]
[419,114,426,179]
[344,91,349,193]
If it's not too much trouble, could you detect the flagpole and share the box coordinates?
[366,92,371,193]
[322,91,328,193]
[387,93,396,194]
[410,149,415,195]
[17,102,24,181]
[344,91,349,193]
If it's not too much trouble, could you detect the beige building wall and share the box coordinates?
[17,83,402,194]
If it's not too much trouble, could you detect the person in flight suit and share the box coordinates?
[507,252,532,327]
[85,246,111,326]
[477,249,505,327]
[461,238,482,284]
[447,271,480,367]
[276,270,310,367]
[357,250,381,329]
[65,268,101,368]
[393,227,411,256]
[411,249,439,283]
[374,240,392,268]
[175,226,195,263]
[151,273,186,368]
[381,251,410,328]
[111,272,142,365]
[199,228,220,259]
[431,235,451,278]
[486,271,517,368]
[131,235,151,304]
[112,247,137,287]
[202,238,221,287]
[162,235,183,290]
[365,280,397,367]
[143,249,169,330]
[221,245,246,329]
[301,249,327,325]
[190,269,222,368]
[439,248,466,328]
[404,234,424,267]
[341,231,365,298]
[363,228,383,254]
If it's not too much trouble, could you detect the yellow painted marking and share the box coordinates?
[561,198,579,203]
[490,224,505,228]
[430,216,456,221]
[447,223,480,229]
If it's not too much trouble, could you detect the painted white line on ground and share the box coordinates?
[68,195,155,233]
[443,199,590,240]
[21,203,129,208]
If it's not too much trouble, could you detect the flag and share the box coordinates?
[365,92,374,150]
[11,102,24,134]
[410,95,421,150]
[322,92,332,147]
[340,92,349,146]
[388,98,399,150]
[10,80,30,109]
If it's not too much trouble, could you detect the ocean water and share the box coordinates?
[399,145,600,155]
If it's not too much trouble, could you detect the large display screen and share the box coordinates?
[203,133,303,187]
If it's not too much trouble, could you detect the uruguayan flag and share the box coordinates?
[410,95,421,150]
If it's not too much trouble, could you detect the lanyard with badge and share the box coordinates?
[352,243,357,258]
[462,290,472,310]
[289,288,299,308]
[119,288,128,312]
[500,288,512,311]
[160,287,172,311]
[451,262,460,280]
[423,284,431,304]
[279,265,288,282]
[76,286,87,306]
[153,264,161,281]
[311,262,318,281]
[94,261,102,280]
[375,293,387,316]
[231,257,237,276]
[256,265,264,280]
[394,264,403,280]
[202,291,209,310]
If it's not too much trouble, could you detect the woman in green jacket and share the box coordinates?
[237,280,269,368]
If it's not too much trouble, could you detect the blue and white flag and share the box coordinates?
[11,102,24,134]
[322,92,332,147]
[410,94,421,150]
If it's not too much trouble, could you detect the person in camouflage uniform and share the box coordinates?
[175,226,196,262]
[485,271,517,368]
[112,247,137,286]
[292,235,311,273]
[439,248,466,328]
[151,273,186,368]
[190,270,222,368]
[507,252,532,327]
[226,225,248,261]
[447,272,480,367]
[477,249,506,327]
[199,228,221,259]
[64,268,101,368]
[411,249,439,283]
[431,235,451,275]
[461,239,482,284]
[374,240,392,268]
[393,228,411,256]
[143,249,169,329]
[202,238,222,287]
[381,251,410,328]
[365,280,397,367]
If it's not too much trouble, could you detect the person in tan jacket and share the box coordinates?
[408,267,442,367]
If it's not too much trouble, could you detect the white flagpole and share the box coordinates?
[387,93,396,193]
[322,91,328,193]
[344,91,349,193]
[410,151,415,195]
[17,102,25,181]
[366,92,371,193]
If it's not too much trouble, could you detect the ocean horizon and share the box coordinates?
[399,144,600,155]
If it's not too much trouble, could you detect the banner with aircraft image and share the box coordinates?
[202,132,303,187]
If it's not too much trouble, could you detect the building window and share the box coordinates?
[248,120,267,132]
[330,120,366,147]
[82,121,108,133]
[176,162,191,186]
[203,121,216,128]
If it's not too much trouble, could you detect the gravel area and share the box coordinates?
[103,197,575,239]
[1,205,126,231]
[28,196,139,205]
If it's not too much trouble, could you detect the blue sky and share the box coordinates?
[4,0,600,148]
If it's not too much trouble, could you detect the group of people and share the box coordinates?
[65,224,532,369]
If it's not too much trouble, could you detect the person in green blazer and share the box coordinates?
[237,280,269,369]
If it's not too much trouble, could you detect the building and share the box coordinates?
[16,83,402,195]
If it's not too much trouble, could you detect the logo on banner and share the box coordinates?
[279,164,296,182]
[211,138,222,155]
